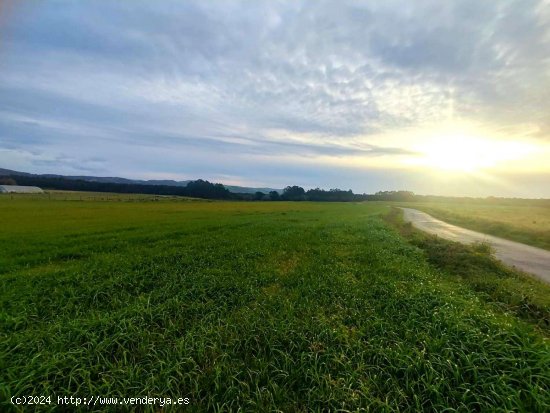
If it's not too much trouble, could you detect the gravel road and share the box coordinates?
[401,208,550,284]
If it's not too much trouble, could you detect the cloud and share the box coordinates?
[0,0,548,194]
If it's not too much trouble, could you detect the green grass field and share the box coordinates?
[408,199,550,250]
[1,194,549,412]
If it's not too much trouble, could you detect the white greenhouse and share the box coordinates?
[0,185,44,194]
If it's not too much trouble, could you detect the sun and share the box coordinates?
[411,134,534,173]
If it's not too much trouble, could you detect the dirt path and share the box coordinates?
[401,208,550,284]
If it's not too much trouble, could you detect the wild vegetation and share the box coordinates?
[1,194,549,412]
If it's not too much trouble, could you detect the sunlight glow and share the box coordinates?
[410,135,535,172]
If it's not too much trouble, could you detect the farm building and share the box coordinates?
[0,185,44,194]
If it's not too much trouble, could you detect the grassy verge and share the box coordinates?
[406,201,550,251]
[385,207,550,333]
[1,198,549,411]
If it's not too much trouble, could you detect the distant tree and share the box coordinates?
[269,190,280,201]
[254,191,265,201]
[306,187,355,201]
[373,190,415,201]
[0,177,17,185]
[282,185,306,201]
[185,179,232,199]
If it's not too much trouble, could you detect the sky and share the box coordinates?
[1,0,549,197]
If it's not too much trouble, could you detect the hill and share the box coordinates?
[0,168,281,194]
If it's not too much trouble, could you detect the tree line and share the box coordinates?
[1,174,418,202]
[1,175,234,200]
[255,187,416,202]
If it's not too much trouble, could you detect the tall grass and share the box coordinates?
[1,198,549,411]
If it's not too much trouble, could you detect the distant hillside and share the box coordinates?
[0,168,281,194]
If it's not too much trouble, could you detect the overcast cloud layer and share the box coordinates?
[1,0,549,196]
